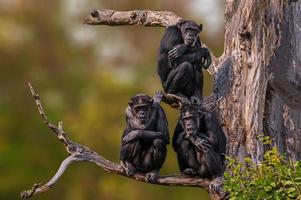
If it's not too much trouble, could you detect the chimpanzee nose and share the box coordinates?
[139,111,145,117]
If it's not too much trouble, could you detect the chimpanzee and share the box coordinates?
[157,20,212,104]
[120,92,169,183]
[172,105,226,191]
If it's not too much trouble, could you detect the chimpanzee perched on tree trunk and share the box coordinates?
[120,92,169,183]
[172,105,226,192]
[157,20,211,104]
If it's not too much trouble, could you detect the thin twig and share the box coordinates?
[21,83,218,199]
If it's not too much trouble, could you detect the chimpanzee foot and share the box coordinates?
[164,93,190,109]
[146,171,159,183]
[183,168,197,175]
[120,161,136,176]
[191,96,202,105]
[209,177,223,194]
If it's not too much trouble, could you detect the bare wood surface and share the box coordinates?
[21,83,226,199]
[214,0,301,164]
[84,9,182,27]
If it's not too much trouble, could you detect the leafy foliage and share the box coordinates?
[224,136,301,200]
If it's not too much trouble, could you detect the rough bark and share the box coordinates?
[22,2,301,200]
[214,0,301,164]
[84,9,181,27]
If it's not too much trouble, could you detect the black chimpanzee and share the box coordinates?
[172,105,226,192]
[120,92,169,183]
[157,20,212,104]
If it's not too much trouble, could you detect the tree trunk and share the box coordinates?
[212,0,301,164]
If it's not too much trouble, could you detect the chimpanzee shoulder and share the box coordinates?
[159,25,183,52]
[172,122,183,151]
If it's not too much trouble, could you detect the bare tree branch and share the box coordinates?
[21,83,225,199]
[84,9,182,27]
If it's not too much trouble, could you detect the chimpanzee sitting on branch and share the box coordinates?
[120,92,169,183]
[172,105,226,192]
[157,20,211,105]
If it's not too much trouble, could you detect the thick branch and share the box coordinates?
[84,9,181,27]
[21,83,225,199]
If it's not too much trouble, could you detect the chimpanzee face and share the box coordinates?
[129,94,153,125]
[182,28,199,46]
[182,114,198,136]
[133,105,151,125]
[178,20,202,47]
[180,105,201,136]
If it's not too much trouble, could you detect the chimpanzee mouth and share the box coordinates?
[185,39,193,45]
[138,117,147,124]
[186,128,194,134]
[185,38,196,46]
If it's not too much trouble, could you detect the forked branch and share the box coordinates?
[20,83,222,199]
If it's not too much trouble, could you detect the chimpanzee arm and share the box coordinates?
[157,26,184,82]
[157,52,171,83]
[172,47,211,68]
[203,112,226,158]
[185,133,212,152]
[122,108,169,144]
[122,130,168,144]
[135,106,169,144]
[172,122,183,151]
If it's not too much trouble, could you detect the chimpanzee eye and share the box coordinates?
[134,107,140,113]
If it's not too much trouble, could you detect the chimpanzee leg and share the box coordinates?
[177,140,198,175]
[192,66,203,101]
[201,151,224,193]
[164,62,194,96]
[198,150,223,178]
[142,139,167,183]
[120,140,142,173]
[142,139,167,171]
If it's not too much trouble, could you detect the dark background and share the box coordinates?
[0,0,224,199]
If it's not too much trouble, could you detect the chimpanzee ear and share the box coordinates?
[179,118,184,128]
[177,20,185,29]
[199,24,203,32]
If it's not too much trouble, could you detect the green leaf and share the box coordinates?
[283,180,295,186]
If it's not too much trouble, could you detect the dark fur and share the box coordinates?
[172,105,226,178]
[157,20,211,101]
[120,94,169,175]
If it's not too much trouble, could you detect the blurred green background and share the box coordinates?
[0,0,224,199]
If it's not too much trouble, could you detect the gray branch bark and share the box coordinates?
[84,9,181,27]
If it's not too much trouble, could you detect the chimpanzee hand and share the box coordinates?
[146,170,159,183]
[153,91,163,104]
[183,168,197,175]
[168,44,189,62]
[121,161,136,176]
[122,130,140,144]
[209,177,224,194]
[195,137,212,152]
[199,48,211,69]
[191,96,202,105]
